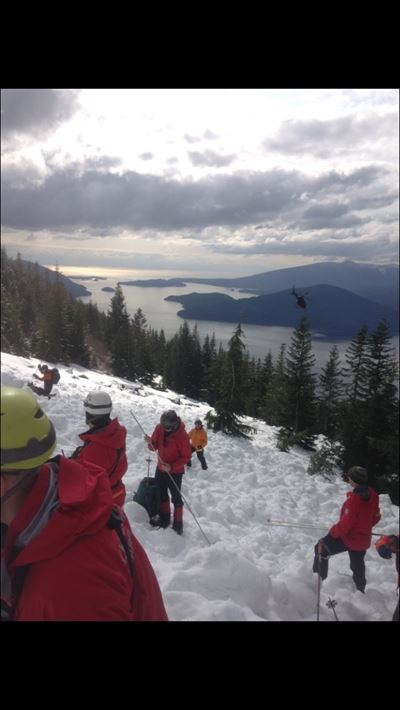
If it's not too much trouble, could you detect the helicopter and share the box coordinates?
[291,286,309,309]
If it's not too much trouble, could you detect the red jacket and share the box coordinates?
[37,371,53,384]
[329,486,381,550]
[72,418,128,506]
[149,421,192,473]
[3,457,168,621]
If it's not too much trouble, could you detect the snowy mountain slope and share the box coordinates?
[1,352,398,622]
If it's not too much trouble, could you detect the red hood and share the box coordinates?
[8,457,112,568]
[79,418,127,450]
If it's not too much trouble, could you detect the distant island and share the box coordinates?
[119,278,187,287]
[67,275,107,281]
[164,285,399,340]
[101,287,115,293]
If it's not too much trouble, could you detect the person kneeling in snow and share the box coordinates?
[375,533,399,621]
[70,391,128,507]
[1,386,168,622]
[28,364,54,398]
[312,466,381,593]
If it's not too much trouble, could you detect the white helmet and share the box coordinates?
[84,391,112,417]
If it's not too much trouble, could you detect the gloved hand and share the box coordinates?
[33,373,39,379]
[376,544,392,559]
[375,535,398,559]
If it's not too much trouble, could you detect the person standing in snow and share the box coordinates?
[28,364,54,398]
[312,466,381,593]
[187,419,208,470]
[70,391,128,507]
[375,533,399,621]
[144,410,191,535]
[0,386,168,622]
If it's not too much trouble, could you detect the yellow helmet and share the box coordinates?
[1,387,56,470]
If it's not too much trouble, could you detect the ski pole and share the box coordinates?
[266,517,389,537]
[165,470,212,547]
[326,598,339,621]
[266,518,326,532]
[146,457,151,478]
[130,410,148,437]
[316,542,324,621]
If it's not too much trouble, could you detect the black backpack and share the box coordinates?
[133,478,161,519]
[51,368,61,385]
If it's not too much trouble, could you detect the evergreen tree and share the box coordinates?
[364,320,399,490]
[317,345,344,438]
[341,325,370,470]
[131,308,155,384]
[106,284,132,378]
[209,324,254,438]
[283,318,316,432]
[263,345,287,426]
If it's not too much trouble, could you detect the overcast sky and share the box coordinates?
[1,88,399,277]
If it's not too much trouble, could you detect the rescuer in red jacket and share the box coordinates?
[312,466,381,592]
[1,387,168,622]
[144,410,192,535]
[70,391,128,506]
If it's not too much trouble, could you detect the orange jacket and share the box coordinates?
[188,427,208,450]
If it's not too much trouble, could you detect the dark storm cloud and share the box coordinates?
[263,113,398,158]
[188,150,236,167]
[1,89,80,140]
[1,163,396,238]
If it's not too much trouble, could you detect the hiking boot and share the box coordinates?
[172,520,183,535]
[186,461,192,468]
[150,514,170,529]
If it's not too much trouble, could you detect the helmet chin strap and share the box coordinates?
[0,470,38,505]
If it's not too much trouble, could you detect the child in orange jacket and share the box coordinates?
[187,419,208,470]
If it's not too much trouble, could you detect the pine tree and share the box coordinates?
[317,345,344,438]
[106,284,132,378]
[263,345,287,426]
[341,324,370,470]
[364,320,399,490]
[209,324,254,438]
[283,318,316,432]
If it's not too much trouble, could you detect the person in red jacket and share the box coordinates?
[375,533,399,621]
[28,364,54,397]
[312,466,381,592]
[144,410,192,535]
[1,386,168,622]
[70,391,128,506]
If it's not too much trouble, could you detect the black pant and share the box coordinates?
[313,533,367,592]
[29,382,53,397]
[190,446,207,470]
[155,468,183,509]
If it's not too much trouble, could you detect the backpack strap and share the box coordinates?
[109,447,125,489]
[107,506,134,577]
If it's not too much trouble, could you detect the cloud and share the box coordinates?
[138,152,154,161]
[188,150,236,167]
[1,89,81,142]
[184,134,201,143]
[1,163,397,267]
[203,129,219,140]
[263,112,398,159]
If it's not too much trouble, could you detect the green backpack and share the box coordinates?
[133,478,161,519]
